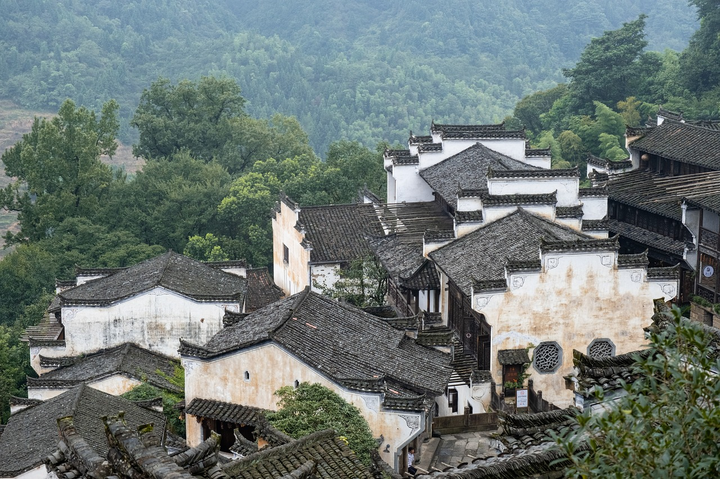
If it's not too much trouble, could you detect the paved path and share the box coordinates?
[430,431,498,471]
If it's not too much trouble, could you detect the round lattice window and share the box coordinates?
[588,339,615,359]
[533,342,562,373]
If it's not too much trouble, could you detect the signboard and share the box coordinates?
[516,389,528,408]
[703,265,714,278]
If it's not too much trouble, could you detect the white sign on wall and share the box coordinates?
[516,389,528,408]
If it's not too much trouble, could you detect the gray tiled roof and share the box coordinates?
[0,384,165,476]
[222,429,374,478]
[429,209,588,295]
[245,267,284,312]
[417,408,581,478]
[607,170,685,220]
[629,120,720,170]
[608,219,687,256]
[573,349,647,399]
[182,290,452,396]
[686,195,720,216]
[31,343,182,393]
[367,234,425,281]
[497,349,531,365]
[430,122,526,140]
[299,203,384,263]
[420,143,539,208]
[185,398,268,426]
[57,251,246,306]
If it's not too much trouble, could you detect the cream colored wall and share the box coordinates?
[472,250,677,408]
[61,287,234,358]
[28,375,142,401]
[183,342,423,469]
[272,200,311,295]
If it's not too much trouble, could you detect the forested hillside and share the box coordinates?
[0,0,696,154]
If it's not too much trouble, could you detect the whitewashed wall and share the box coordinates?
[28,374,142,401]
[581,196,608,220]
[58,288,235,358]
[391,164,435,203]
[487,177,579,207]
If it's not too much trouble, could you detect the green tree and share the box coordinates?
[557,305,720,477]
[183,233,230,262]
[564,15,655,115]
[557,130,586,166]
[266,382,378,466]
[122,365,186,437]
[0,244,56,326]
[514,84,568,136]
[326,140,386,199]
[230,114,316,175]
[103,152,232,253]
[131,76,246,164]
[679,0,720,94]
[1,99,119,243]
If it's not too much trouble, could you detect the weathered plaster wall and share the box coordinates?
[523,157,552,169]
[555,217,582,232]
[483,204,555,224]
[428,138,526,163]
[310,263,342,293]
[59,288,234,358]
[182,342,423,469]
[30,344,66,375]
[472,250,677,408]
[28,375,142,401]
[272,200,311,295]
[456,196,483,212]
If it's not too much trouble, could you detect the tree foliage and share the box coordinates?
[557,305,720,477]
[121,365,186,437]
[1,99,119,243]
[266,382,377,466]
[564,15,655,115]
[0,0,697,153]
[131,77,246,162]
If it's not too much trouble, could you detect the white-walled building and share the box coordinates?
[26,343,181,400]
[180,289,453,472]
[272,194,384,295]
[0,385,166,479]
[24,251,247,373]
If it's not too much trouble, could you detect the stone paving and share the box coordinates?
[430,431,498,471]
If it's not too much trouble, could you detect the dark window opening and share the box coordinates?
[448,388,458,413]
[283,244,289,264]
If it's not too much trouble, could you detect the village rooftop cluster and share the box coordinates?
[2,111,720,478]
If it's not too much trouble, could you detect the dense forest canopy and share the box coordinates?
[0,0,697,154]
